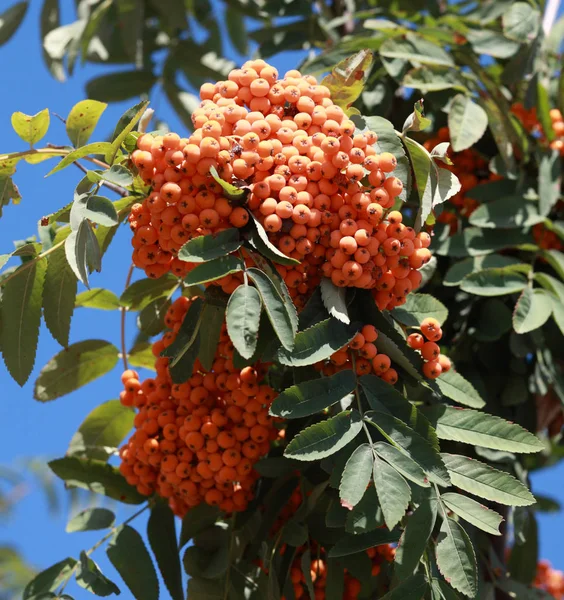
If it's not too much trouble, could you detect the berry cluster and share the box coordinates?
[118,295,280,516]
[533,222,563,251]
[129,58,432,311]
[535,560,564,599]
[511,104,564,155]
[407,317,451,379]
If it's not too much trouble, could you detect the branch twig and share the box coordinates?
[121,264,135,371]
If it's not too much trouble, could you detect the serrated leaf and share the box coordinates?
[23,558,77,599]
[43,241,76,347]
[108,100,149,164]
[34,339,119,401]
[435,369,485,408]
[339,443,373,509]
[426,405,543,453]
[246,212,299,266]
[448,94,488,152]
[67,399,134,461]
[444,254,521,287]
[120,274,178,310]
[373,441,430,487]
[328,527,401,558]
[66,99,107,147]
[373,454,411,529]
[76,552,120,597]
[66,507,115,533]
[345,485,384,533]
[380,574,428,600]
[320,277,349,324]
[395,492,437,578]
[274,318,358,366]
[435,517,477,597]
[179,503,221,548]
[107,525,158,600]
[147,504,183,600]
[469,196,543,229]
[82,195,118,227]
[185,255,243,286]
[284,410,363,461]
[441,493,503,535]
[197,300,225,371]
[247,267,296,351]
[226,283,261,360]
[365,410,450,486]
[392,293,448,327]
[270,369,356,419]
[513,288,553,334]
[47,142,113,176]
[178,229,242,263]
[49,456,144,503]
[160,297,203,367]
[442,453,535,506]
[11,109,50,146]
[1,257,46,386]
[460,268,528,297]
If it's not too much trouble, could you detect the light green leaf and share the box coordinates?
[67,399,134,461]
[426,405,543,453]
[502,2,540,42]
[513,288,553,334]
[403,136,432,228]
[538,151,561,217]
[444,254,522,287]
[47,142,113,176]
[178,229,242,263]
[120,274,178,310]
[328,528,401,558]
[108,100,150,163]
[466,29,520,58]
[11,109,50,146]
[320,277,349,324]
[76,552,120,597]
[403,65,466,93]
[435,369,485,408]
[442,453,536,506]
[82,195,118,227]
[448,94,488,152]
[48,456,144,504]
[284,411,363,461]
[339,443,373,509]
[76,288,120,310]
[88,164,134,188]
[34,339,119,401]
[128,342,155,371]
[226,283,261,360]
[541,249,564,280]
[460,268,527,296]
[436,517,477,598]
[373,441,430,487]
[380,35,454,67]
[66,507,115,533]
[469,196,543,229]
[107,525,159,600]
[185,255,243,286]
[403,99,432,133]
[1,257,46,386]
[66,99,107,147]
[64,219,100,288]
[392,293,448,327]
[270,369,356,419]
[373,454,411,529]
[441,493,503,535]
[208,165,247,201]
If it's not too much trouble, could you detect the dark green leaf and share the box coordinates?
[225,5,247,54]
[444,254,522,287]
[23,558,77,599]
[328,528,401,558]
[441,493,503,535]
[0,2,28,46]
[120,274,178,310]
[380,574,428,600]
[392,293,448,327]
[178,229,242,263]
[185,255,243,286]
[34,340,119,401]
[373,454,411,529]
[66,100,107,147]
[246,213,299,266]
[64,219,99,288]
[76,552,120,597]
[513,288,553,334]
[435,369,486,408]
[86,70,157,103]
[226,283,261,360]
[161,297,203,367]
[345,485,384,533]
[373,441,430,487]
[198,299,226,371]
[208,165,247,201]
[339,443,373,509]
[179,503,221,548]
[66,508,115,533]
[137,297,170,336]
[539,150,561,217]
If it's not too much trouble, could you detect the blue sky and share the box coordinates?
[0,1,563,597]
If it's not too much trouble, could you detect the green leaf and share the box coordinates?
[179,503,221,548]
[502,2,540,42]
[321,49,373,115]
[448,94,488,152]
[23,558,77,599]
[76,288,120,310]
[66,99,107,147]
[86,70,157,103]
[208,165,247,201]
[128,342,155,371]
[538,151,561,217]
[47,142,113,176]
[403,136,432,227]
[107,525,159,600]
[163,79,199,130]
[43,241,76,347]
[444,254,521,287]
[473,298,513,342]
[185,578,223,599]
[403,99,432,133]
[460,268,528,297]
[441,493,503,535]
[274,318,358,366]
[466,29,520,58]
[225,4,247,54]
[380,574,428,600]
[0,2,28,46]
[137,297,170,337]
[147,503,184,600]
[89,164,134,188]
[320,278,349,324]
[178,229,242,263]
[426,405,543,453]
[345,485,384,533]
[541,249,564,280]
[284,410,363,461]
[1,257,46,385]
[373,441,430,487]
[120,274,178,310]
[469,196,543,229]
[247,267,297,351]
[403,65,466,93]
[11,108,49,146]
[64,219,100,288]
[66,507,115,533]
[197,298,226,371]
[435,517,477,598]
[435,369,486,409]
[270,369,356,419]
[395,493,437,578]
[513,288,553,334]
[508,508,538,585]
[183,524,229,580]
[373,454,411,529]
[49,456,144,503]
[435,227,533,258]
[161,297,203,367]
[185,255,243,286]
[226,283,261,360]
[442,453,536,506]
[339,443,373,509]
[67,399,134,461]
[76,552,120,597]
[392,293,448,327]
[108,100,149,163]
[328,528,401,558]
[82,195,119,227]
[34,340,119,401]
[246,212,300,266]
[365,411,450,487]
[380,34,454,67]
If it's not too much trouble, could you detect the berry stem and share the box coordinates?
[121,263,135,371]
[73,160,130,198]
